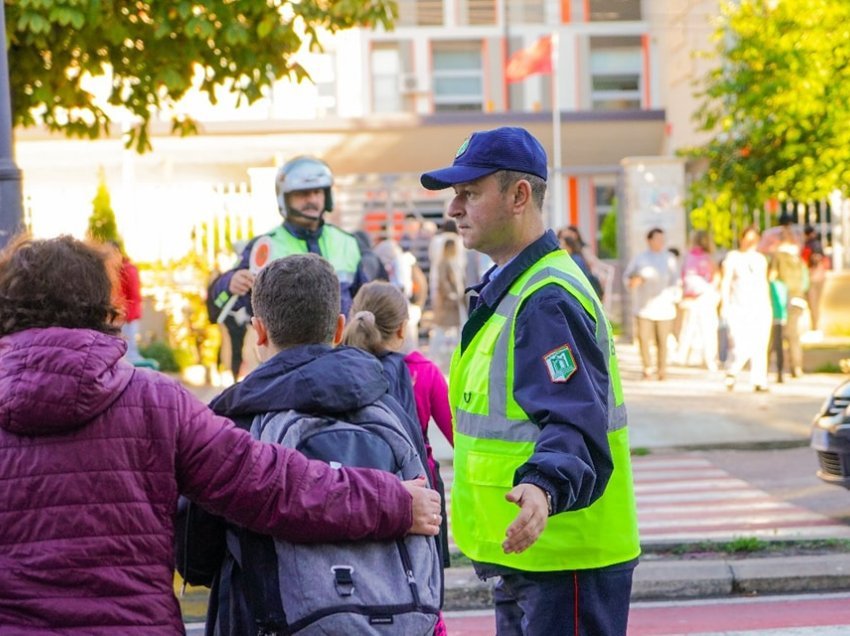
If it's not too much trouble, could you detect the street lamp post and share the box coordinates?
[0,3,23,249]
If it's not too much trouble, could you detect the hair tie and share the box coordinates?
[354,310,375,325]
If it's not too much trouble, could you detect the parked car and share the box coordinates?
[811,379,850,488]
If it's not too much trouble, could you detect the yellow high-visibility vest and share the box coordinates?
[267,225,361,285]
[449,249,640,571]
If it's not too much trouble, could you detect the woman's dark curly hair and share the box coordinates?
[0,235,120,337]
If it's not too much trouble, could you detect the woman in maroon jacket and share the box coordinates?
[0,235,441,634]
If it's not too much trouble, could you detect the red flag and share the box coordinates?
[505,35,553,83]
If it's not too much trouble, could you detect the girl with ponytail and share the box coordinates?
[343,281,453,636]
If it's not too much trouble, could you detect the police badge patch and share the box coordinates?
[543,345,577,383]
[455,136,470,157]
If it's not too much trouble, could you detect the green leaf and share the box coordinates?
[257,14,277,39]
[8,0,397,153]
[687,0,850,244]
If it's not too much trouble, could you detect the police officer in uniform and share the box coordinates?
[211,156,366,319]
[421,127,639,635]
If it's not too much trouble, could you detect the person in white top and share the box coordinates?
[720,225,772,392]
[624,228,681,380]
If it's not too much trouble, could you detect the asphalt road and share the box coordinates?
[433,593,850,636]
[696,446,850,525]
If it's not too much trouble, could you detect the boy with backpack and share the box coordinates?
[203,253,442,635]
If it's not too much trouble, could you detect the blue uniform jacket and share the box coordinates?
[211,220,368,318]
[461,230,613,519]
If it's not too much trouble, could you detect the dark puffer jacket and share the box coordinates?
[205,344,430,634]
[0,328,412,634]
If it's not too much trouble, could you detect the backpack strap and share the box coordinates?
[224,413,289,634]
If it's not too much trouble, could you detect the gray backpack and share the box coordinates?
[247,402,441,635]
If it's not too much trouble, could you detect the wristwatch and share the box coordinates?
[544,489,554,516]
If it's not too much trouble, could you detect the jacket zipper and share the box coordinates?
[396,538,421,607]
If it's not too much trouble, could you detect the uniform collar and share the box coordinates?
[283,219,325,240]
[468,230,560,309]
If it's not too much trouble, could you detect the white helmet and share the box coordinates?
[274,156,334,217]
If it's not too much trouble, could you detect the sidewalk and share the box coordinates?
[440,553,850,610]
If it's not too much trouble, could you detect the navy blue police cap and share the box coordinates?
[420,127,548,190]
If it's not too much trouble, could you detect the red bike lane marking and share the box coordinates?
[629,594,850,635]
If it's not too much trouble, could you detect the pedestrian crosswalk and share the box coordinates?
[440,453,850,555]
[634,454,850,544]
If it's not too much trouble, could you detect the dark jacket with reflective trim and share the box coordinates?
[461,231,614,576]
[211,220,368,318]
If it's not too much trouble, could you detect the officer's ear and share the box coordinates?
[511,179,532,212]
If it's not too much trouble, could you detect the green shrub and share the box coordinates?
[815,362,843,374]
[599,199,618,258]
[88,171,122,247]
[139,341,181,373]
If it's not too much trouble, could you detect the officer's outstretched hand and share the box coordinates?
[402,477,442,537]
[502,483,549,554]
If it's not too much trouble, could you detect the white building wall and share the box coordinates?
[335,30,368,118]
[648,0,718,154]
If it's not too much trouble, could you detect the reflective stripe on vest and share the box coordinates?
[449,249,640,571]
[268,225,360,283]
[454,263,628,442]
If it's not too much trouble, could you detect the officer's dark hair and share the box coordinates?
[647,227,664,241]
[0,235,120,337]
[252,253,339,348]
[497,170,547,209]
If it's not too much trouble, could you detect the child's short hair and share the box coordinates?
[343,281,408,356]
[252,253,339,348]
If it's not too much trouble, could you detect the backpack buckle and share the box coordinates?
[331,565,356,597]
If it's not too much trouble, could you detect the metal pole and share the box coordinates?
[550,31,563,232]
[0,3,22,248]
[499,0,509,110]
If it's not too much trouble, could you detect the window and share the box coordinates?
[595,181,617,258]
[506,0,547,24]
[396,0,443,26]
[589,36,642,111]
[372,46,403,114]
[432,42,483,112]
[588,0,641,21]
[458,0,496,26]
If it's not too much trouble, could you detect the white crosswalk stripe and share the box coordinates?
[634,454,850,544]
[440,454,850,558]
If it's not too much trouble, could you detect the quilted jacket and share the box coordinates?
[0,328,412,634]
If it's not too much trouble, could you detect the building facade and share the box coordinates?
[15,0,718,262]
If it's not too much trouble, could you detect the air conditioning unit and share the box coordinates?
[398,73,425,94]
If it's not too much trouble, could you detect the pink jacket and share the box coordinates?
[404,351,454,479]
[0,328,412,634]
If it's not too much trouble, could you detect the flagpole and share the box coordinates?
[550,30,562,232]
[0,3,23,248]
